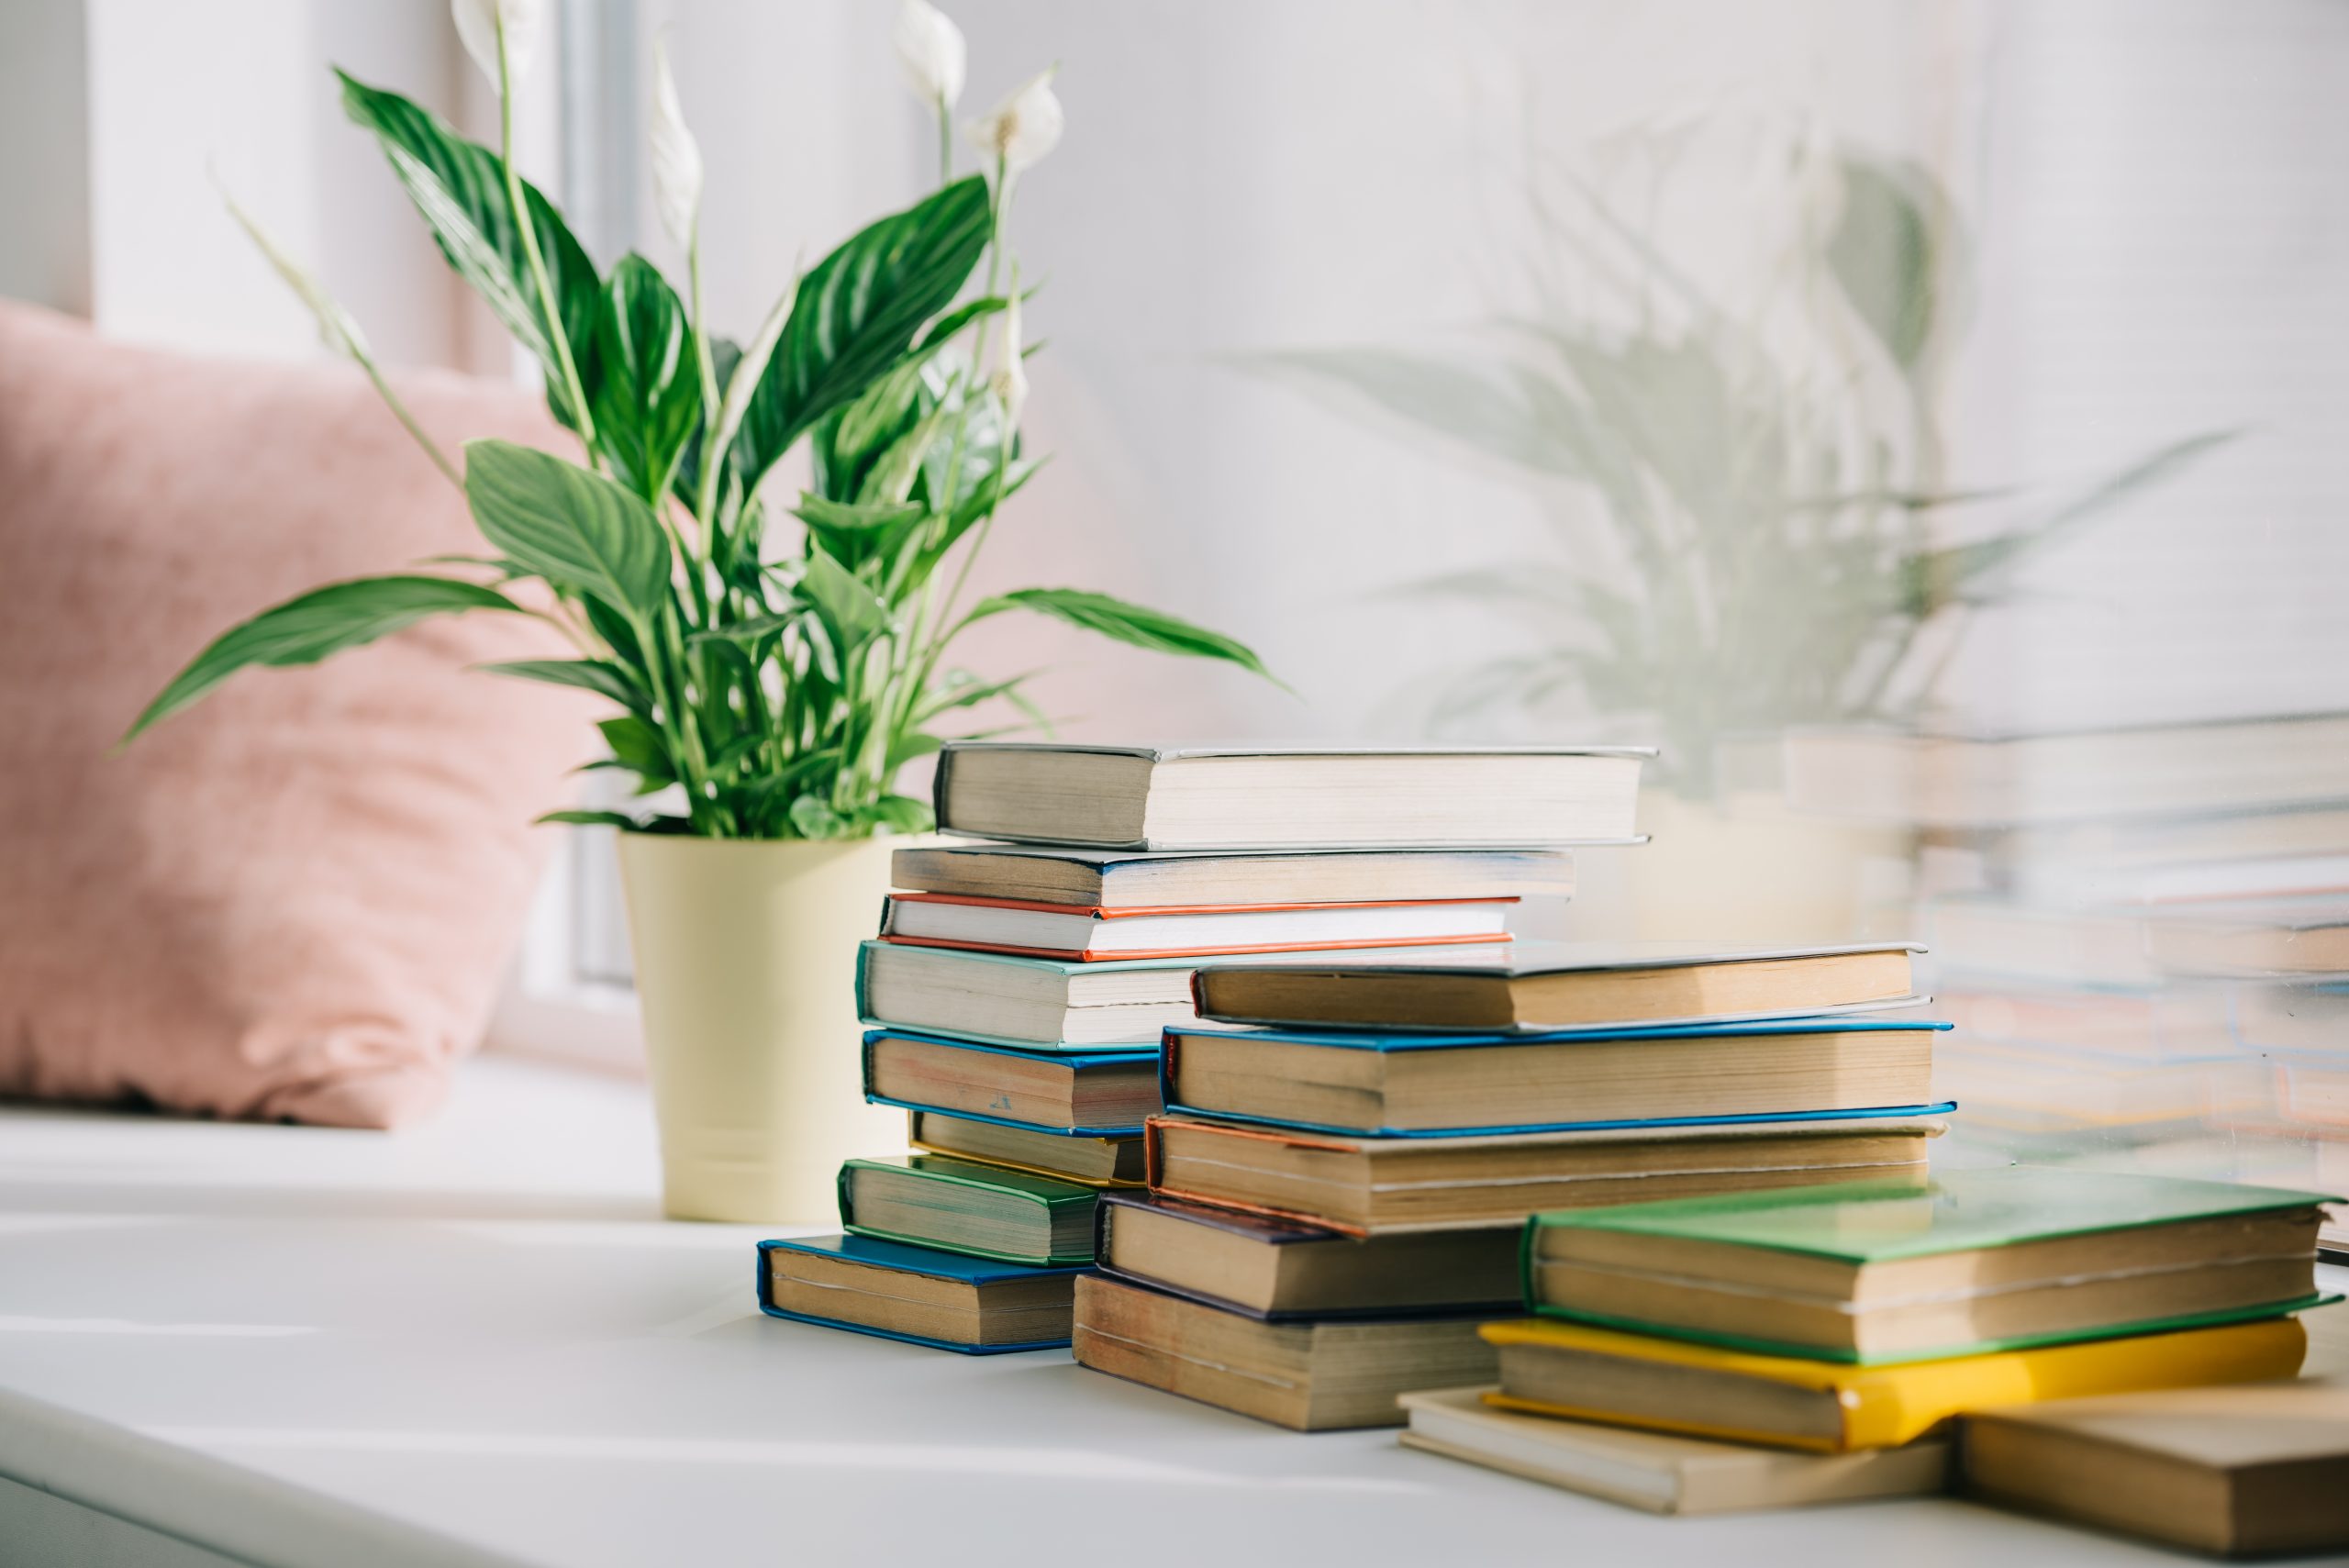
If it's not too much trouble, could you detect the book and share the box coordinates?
[1480,1314,2310,1453]
[1933,981,2240,1062]
[1161,1018,1948,1136]
[932,742,1650,850]
[908,1109,1144,1187]
[1190,942,1923,1033]
[1524,1168,2339,1362]
[1781,714,2349,827]
[1931,897,2349,985]
[857,939,1511,1050]
[1397,1387,1951,1515]
[1070,1273,1497,1430]
[1146,1112,1945,1237]
[1094,1191,1520,1318]
[755,1234,1085,1354]
[838,1155,1101,1266]
[1961,1377,2349,1557]
[863,1030,1160,1136]
[1952,803,2349,895]
[877,892,1516,962]
[891,843,1577,909]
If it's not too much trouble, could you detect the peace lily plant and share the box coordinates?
[127,0,1272,845]
[134,1,1271,1222]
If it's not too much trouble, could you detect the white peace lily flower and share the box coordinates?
[965,66,1063,173]
[989,289,1028,428]
[648,37,703,249]
[453,0,545,89]
[892,0,966,112]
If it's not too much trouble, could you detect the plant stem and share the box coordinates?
[937,97,952,186]
[497,20,597,453]
[352,349,464,491]
[886,161,1015,747]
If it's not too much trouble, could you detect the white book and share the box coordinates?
[877,894,1515,960]
[932,743,1650,851]
[1397,1387,1949,1516]
[855,939,1514,1050]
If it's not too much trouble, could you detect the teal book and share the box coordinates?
[757,1234,1085,1354]
[1526,1168,2341,1363]
[839,1154,1100,1266]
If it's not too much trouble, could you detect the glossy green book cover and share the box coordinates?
[1529,1168,2341,1262]
[838,1154,1099,1265]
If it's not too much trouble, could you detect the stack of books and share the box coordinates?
[1398,1168,2340,1517]
[1780,717,2349,1251]
[757,742,1637,1353]
[1073,935,1963,1429]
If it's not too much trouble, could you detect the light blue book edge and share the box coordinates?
[1169,1018,1954,1052]
[1155,1098,1961,1140]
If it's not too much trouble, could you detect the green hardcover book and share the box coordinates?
[1525,1168,2340,1364]
[840,1154,1100,1266]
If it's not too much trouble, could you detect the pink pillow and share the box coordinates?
[0,303,596,1128]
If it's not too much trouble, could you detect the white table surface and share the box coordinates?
[2,1055,2343,1568]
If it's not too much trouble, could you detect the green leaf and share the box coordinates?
[963,588,1277,683]
[1245,346,1581,478]
[828,295,1005,473]
[688,610,800,645]
[788,795,848,840]
[859,795,933,834]
[476,657,645,709]
[597,715,675,794]
[537,809,640,829]
[914,668,1041,725]
[1826,153,1949,373]
[1903,428,2243,608]
[590,255,701,501]
[124,574,520,742]
[463,439,673,618]
[886,730,945,771]
[336,72,599,410]
[797,548,890,651]
[731,175,993,500]
[794,493,929,571]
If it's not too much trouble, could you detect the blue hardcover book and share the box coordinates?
[755,1233,1087,1354]
[1160,1018,1956,1137]
[863,1029,1161,1136]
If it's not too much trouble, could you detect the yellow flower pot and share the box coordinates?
[618,832,908,1223]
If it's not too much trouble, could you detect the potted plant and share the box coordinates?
[1250,110,2230,940]
[126,0,1272,1220]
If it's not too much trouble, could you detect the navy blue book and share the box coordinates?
[1161,1018,1954,1137]
[863,1029,1160,1136]
[756,1233,1087,1354]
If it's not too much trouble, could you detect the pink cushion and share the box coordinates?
[0,303,596,1128]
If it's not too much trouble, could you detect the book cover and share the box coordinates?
[753,1234,1086,1355]
[862,1029,1158,1137]
[1161,1018,1955,1138]
[838,1155,1099,1265]
[1960,1378,2349,1556]
[1397,1387,1951,1513]
[1089,1191,1520,1321]
[877,890,1514,962]
[1529,1167,2343,1262]
[907,1113,1143,1190]
[1479,1315,2312,1452]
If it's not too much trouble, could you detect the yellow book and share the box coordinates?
[1481,1314,2307,1453]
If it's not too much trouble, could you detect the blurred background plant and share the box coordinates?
[1253,106,2233,801]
